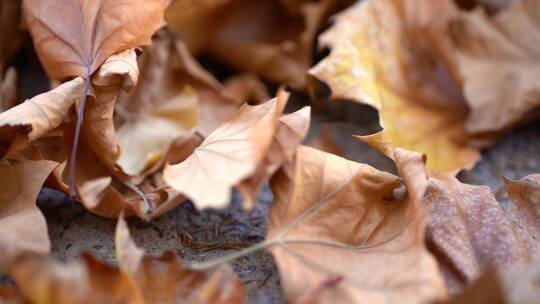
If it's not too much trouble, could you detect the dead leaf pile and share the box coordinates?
[1,0,540,303]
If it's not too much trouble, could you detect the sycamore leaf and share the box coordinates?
[0,217,246,303]
[116,34,241,137]
[309,0,480,174]
[0,159,56,269]
[0,67,18,112]
[166,0,353,88]
[446,258,540,304]
[450,0,540,133]
[22,0,170,81]
[114,216,246,303]
[424,174,540,295]
[164,90,288,209]
[238,106,311,208]
[266,146,445,303]
[0,0,23,75]
[504,174,540,256]
[70,124,190,219]
[116,86,199,176]
[0,77,83,158]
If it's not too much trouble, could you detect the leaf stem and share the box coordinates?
[68,69,92,198]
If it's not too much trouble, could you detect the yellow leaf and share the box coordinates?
[309,0,480,174]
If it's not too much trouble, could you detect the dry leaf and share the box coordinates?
[451,0,540,133]
[446,258,540,304]
[425,174,540,295]
[164,90,288,209]
[23,0,170,80]
[238,106,311,208]
[68,124,188,219]
[116,33,241,137]
[0,217,246,303]
[0,77,83,159]
[167,0,353,88]
[116,86,198,176]
[266,146,445,303]
[222,73,270,105]
[0,67,18,112]
[0,0,23,75]
[0,159,56,269]
[309,0,480,174]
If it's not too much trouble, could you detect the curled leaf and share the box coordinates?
[310,0,480,173]
[0,77,83,158]
[451,0,540,133]
[267,146,445,303]
[167,0,353,88]
[23,0,170,80]
[164,90,288,209]
[238,105,311,208]
[0,159,56,269]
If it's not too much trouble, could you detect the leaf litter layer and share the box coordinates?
[2,0,540,303]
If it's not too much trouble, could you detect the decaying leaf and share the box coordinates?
[310,0,480,174]
[164,90,288,209]
[0,159,56,269]
[167,0,353,88]
[116,86,198,176]
[425,174,540,295]
[0,216,246,303]
[0,0,24,75]
[0,67,18,112]
[238,105,311,208]
[23,0,170,80]
[266,146,445,303]
[0,77,83,159]
[451,0,540,133]
[116,33,241,137]
[446,258,540,304]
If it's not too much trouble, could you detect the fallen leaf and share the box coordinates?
[0,159,56,269]
[0,217,246,303]
[450,0,540,133]
[222,73,270,105]
[266,146,445,303]
[446,258,540,304]
[164,90,288,209]
[0,77,83,159]
[116,85,198,176]
[116,33,241,137]
[0,0,23,75]
[424,174,540,295]
[309,0,480,174]
[504,174,540,256]
[23,0,170,81]
[167,0,353,88]
[239,105,311,208]
[80,48,139,180]
[68,123,188,219]
[0,67,18,112]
